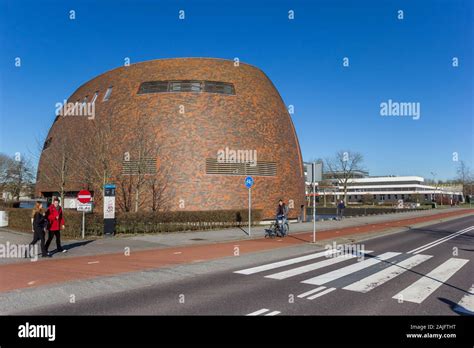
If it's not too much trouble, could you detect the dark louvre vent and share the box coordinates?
[205,158,276,177]
[122,158,157,175]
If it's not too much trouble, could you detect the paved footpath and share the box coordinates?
[0,208,472,294]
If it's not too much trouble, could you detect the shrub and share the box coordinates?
[0,201,20,209]
[3,208,262,239]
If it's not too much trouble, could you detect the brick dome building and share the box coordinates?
[36,58,305,219]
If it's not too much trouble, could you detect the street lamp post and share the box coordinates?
[430,172,440,207]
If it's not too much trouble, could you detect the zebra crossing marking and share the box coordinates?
[235,242,471,306]
[297,286,326,298]
[264,251,372,280]
[307,287,336,300]
[454,285,474,315]
[392,258,469,304]
[302,252,401,286]
[234,249,340,275]
[343,254,433,293]
[246,308,280,316]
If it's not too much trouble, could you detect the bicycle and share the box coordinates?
[264,217,289,238]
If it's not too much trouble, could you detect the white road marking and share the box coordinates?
[234,249,340,275]
[87,261,99,264]
[307,287,336,300]
[173,252,182,255]
[297,286,326,298]
[343,254,433,293]
[264,251,373,280]
[454,284,474,315]
[407,226,474,254]
[265,311,281,316]
[27,281,36,285]
[392,258,469,304]
[302,252,401,286]
[247,308,269,316]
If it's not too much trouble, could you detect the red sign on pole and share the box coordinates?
[77,190,92,204]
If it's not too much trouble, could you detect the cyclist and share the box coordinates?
[275,199,289,236]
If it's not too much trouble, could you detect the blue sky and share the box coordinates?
[0,0,472,180]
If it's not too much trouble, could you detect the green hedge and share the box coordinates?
[308,207,427,216]
[3,208,262,239]
[0,201,20,209]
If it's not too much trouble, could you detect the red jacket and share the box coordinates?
[46,204,65,231]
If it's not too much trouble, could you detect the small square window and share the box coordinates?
[91,92,99,104]
[103,87,113,101]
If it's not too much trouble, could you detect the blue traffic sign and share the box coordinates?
[245,176,254,188]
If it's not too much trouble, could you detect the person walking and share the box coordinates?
[45,197,67,254]
[337,200,345,220]
[27,201,50,258]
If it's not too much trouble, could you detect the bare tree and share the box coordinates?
[148,169,170,212]
[325,150,365,204]
[456,160,473,199]
[3,154,34,200]
[34,131,79,205]
[116,112,163,212]
[78,109,119,207]
[117,174,134,212]
[0,153,13,195]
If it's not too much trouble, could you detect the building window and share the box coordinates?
[388,194,391,199]
[394,195,398,199]
[82,96,88,105]
[381,195,385,200]
[137,80,236,95]
[174,81,201,92]
[402,194,405,199]
[373,195,376,199]
[43,137,52,151]
[103,87,113,101]
[91,92,99,104]
[424,194,428,199]
[138,81,168,94]
[170,80,202,92]
[204,81,235,95]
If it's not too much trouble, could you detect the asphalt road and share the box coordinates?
[17,215,474,315]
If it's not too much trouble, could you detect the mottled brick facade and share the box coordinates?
[36,58,305,219]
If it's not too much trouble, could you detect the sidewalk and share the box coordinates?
[0,208,472,294]
[0,208,471,264]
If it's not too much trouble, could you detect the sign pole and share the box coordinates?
[249,187,251,237]
[244,176,254,237]
[77,190,92,240]
[313,180,316,243]
[82,211,85,239]
[103,184,116,236]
